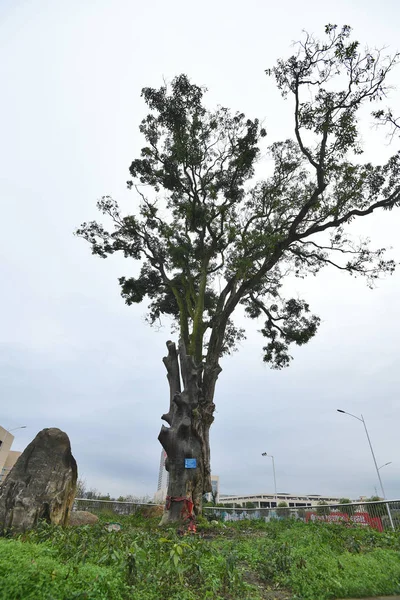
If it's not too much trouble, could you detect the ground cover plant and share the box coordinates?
[1,513,400,599]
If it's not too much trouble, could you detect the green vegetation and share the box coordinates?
[316,500,330,516]
[1,513,400,599]
[338,499,355,517]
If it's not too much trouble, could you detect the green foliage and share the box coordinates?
[276,501,290,517]
[77,25,400,370]
[0,538,130,600]
[259,298,320,368]
[267,522,400,599]
[218,519,400,600]
[1,517,400,600]
[316,500,331,516]
[0,516,400,600]
[6,519,254,599]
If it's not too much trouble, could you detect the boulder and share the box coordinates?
[141,504,164,518]
[68,510,99,526]
[0,428,77,534]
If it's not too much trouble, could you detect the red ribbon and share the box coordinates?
[165,496,196,532]
[165,495,187,510]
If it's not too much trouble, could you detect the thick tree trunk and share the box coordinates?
[158,340,221,525]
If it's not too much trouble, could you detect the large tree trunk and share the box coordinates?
[158,340,221,525]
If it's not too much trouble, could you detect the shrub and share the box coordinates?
[316,501,330,516]
[2,512,400,600]
[0,538,129,600]
[339,498,355,517]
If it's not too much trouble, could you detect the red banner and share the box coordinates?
[305,511,383,532]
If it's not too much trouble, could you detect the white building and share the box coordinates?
[219,492,344,508]
[0,426,22,484]
[154,450,169,503]
[205,475,220,503]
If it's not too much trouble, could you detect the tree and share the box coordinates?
[373,109,400,143]
[277,501,290,518]
[364,496,387,518]
[77,25,400,524]
[74,479,101,500]
[316,501,330,517]
[202,489,218,506]
[75,478,87,499]
[85,488,101,500]
[339,498,355,517]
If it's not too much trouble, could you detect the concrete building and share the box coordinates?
[0,426,22,484]
[219,492,344,508]
[154,450,169,504]
[205,475,220,504]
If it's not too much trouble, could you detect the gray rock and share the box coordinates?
[68,510,99,526]
[0,428,77,533]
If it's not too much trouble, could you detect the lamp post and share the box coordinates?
[378,462,392,471]
[262,452,277,507]
[337,410,394,531]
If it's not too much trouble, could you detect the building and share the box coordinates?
[219,492,344,509]
[0,426,22,484]
[154,450,169,504]
[205,475,220,503]
[157,449,169,492]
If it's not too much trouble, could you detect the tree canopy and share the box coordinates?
[77,25,400,372]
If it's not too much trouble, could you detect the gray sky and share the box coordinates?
[1,0,400,501]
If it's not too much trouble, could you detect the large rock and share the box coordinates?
[0,428,77,533]
[68,510,98,526]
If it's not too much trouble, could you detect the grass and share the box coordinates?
[1,512,400,599]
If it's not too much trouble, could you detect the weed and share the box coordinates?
[1,515,400,599]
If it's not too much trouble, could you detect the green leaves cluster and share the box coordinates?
[3,517,252,600]
[0,538,130,600]
[258,298,320,369]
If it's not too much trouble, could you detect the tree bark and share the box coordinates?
[158,340,221,525]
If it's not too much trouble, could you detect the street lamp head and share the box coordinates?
[378,461,392,470]
[337,409,345,413]
[261,452,267,456]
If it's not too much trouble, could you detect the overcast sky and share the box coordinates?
[1,0,400,502]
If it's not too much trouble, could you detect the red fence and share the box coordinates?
[305,511,383,531]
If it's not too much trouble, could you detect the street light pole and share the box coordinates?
[262,452,277,507]
[378,462,392,471]
[337,410,394,531]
